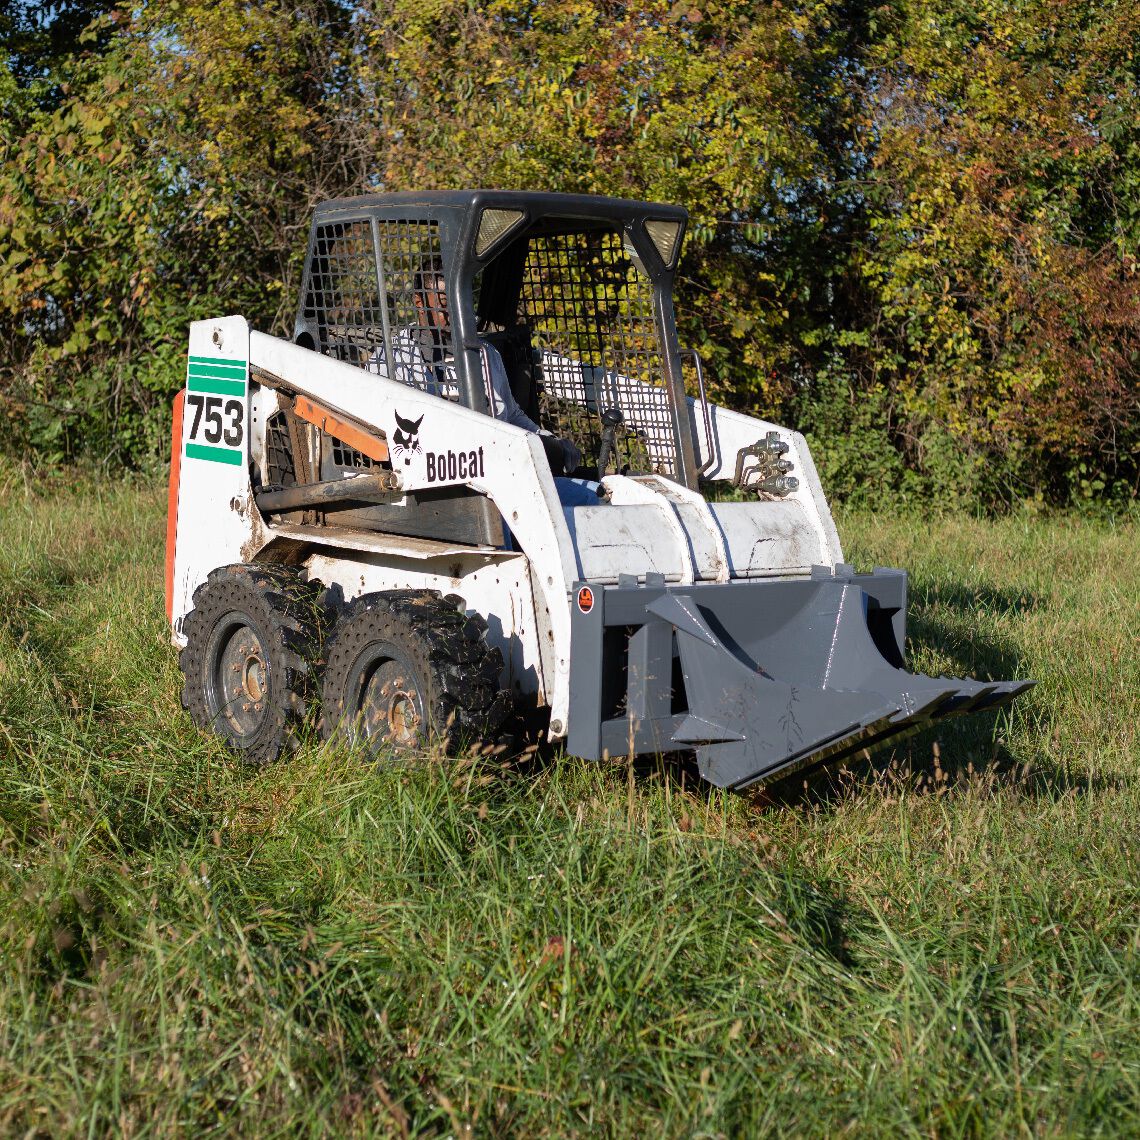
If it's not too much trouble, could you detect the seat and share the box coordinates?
[481,326,540,424]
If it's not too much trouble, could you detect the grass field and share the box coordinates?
[0,468,1137,1137]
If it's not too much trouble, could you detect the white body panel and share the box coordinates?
[690,396,843,566]
[171,320,845,740]
[171,317,256,643]
[566,503,688,584]
[709,500,829,577]
[562,474,831,584]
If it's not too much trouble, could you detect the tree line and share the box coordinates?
[1,0,1137,507]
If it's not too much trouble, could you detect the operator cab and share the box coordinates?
[275,191,701,545]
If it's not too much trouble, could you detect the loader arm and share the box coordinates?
[254,332,593,734]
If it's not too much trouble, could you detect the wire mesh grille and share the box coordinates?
[263,411,295,488]
[373,221,453,393]
[303,219,449,470]
[303,221,384,367]
[330,439,375,469]
[519,230,675,477]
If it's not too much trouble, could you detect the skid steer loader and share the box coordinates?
[166,190,1032,791]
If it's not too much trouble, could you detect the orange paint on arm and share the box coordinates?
[292,396,390,463]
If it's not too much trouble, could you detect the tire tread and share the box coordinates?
[180,563,324,764]
[321,589,511,754]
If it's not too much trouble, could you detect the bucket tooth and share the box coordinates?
[952,677,1035,715]
[673,714,745,744]
[887,687,966,725]
[998,678,1036,702]
[929,678,997,717]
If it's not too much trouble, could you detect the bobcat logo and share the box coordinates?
[391,410,423,466]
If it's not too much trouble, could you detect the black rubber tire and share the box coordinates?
[320,590,512,756]
[180,564,323,765]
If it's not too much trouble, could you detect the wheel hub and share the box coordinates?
[388,690,418,740]
[359,660,422,748]
[242,653,265,703]
[211,621,269,737]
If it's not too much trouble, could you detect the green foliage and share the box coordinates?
[1,477,1139,1132]
[0,0,118,96]
[853,0,1140,505]
[798,359,908,508]
[798,357,1018,510]
[0,0,1137,505]
[0,1,357,462]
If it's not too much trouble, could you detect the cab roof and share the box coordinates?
[313,189,687,227]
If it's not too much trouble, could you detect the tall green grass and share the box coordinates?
[1,469,1137,1136]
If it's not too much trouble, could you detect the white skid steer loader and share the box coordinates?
[166,191,1032,791]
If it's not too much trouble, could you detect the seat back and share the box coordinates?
[481,326,540,424]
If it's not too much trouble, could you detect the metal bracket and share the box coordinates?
[680,348,715,475]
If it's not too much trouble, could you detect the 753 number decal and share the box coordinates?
[186,394,244,447]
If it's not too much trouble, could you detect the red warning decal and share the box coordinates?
[577,586,595,614]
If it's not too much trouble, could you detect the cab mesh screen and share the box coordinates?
[303,221,384,368]
[303,219,447,470]
[375,220,445,369]
[518,230,676,478]
[302,219,448,384]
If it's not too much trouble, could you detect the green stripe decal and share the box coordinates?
[188,363,245,379]
[187,371,245,387]
[188,355,246,372]
[187,375,246,397]
[188,359,245,374]
[186,443,243,465]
